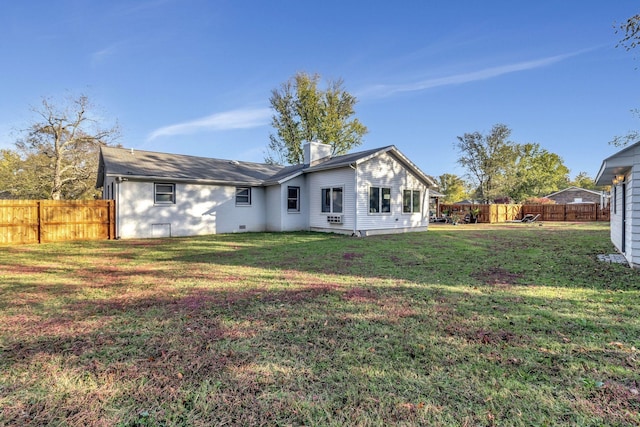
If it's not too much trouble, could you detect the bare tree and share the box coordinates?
[616,14,640,51]
[610,14,640,147]
[16,94,119,200]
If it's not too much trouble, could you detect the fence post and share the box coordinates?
[37,201,42,244]
[108,200,116,239]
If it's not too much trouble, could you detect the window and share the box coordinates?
[154,183,175,204]
[321,187,343,213]
[369,187,391,213]
[403,190,421,213]
[236,187,251,205]
[287,186,300,212]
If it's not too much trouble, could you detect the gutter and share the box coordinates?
[115,177,124,239]
[105,173,264,187]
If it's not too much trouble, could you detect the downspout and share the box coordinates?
[422,188,427,227]
[350,163,358,236]
[115,177,121,239]
[115,177,128,239]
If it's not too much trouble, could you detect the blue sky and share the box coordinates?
[1,1,639,181]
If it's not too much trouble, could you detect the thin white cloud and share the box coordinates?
[147,107,271,141]
[359,50,587,98]
[90,42,124,66]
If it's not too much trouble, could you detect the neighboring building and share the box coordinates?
[544,186,606,205]
[96,142,437,239]
[595,141,640,268]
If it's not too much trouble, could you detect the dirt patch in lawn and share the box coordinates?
[471,267,524,287]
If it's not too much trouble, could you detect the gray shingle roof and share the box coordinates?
[262,164,306,185]
[97,144,436,188]
[98,146,284,185]
[304,146,393,172]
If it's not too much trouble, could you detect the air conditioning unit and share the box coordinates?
[327,215,343,224]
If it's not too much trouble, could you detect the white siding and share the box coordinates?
[628,168,640,268]
[308,167,355,234]
[265,176,309,232]
[281,176,309,231]
[105,149,434,239]
[610,180,624,253]
[265,186,281,231]
[116,180,266,238]
[355,152,429,234]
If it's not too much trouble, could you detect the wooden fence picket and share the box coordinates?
[439,203,609,224]
[0,200,116,245]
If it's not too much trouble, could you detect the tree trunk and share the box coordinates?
[51,153,64,200]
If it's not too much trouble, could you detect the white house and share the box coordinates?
[595,140,640,268]
[96,142,437,239]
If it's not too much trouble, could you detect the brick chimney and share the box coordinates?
[303,141,332,166]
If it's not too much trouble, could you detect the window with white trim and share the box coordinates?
[154,183,176,204]
[321,187,343,213]
[403,189,421,213]
[287,186,300,212]
[236,187,251,205]
[369,187,391,213]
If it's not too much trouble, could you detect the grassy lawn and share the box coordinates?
[1,222,639,426]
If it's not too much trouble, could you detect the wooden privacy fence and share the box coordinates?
[0,200,116,245]
[520,203,610,222]
[439,203,609,223]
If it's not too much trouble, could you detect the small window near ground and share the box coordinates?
[236,187,251,205]
[403,189,421,213]
[155,183,176,204]
[369,187,391,213]
[287,186,300,212]
[321,187,343,213]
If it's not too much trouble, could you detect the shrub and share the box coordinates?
[523,197,555,204]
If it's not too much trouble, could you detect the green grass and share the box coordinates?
[1,222,639,426]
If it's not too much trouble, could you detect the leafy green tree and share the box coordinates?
[266,72,368,164]
[456,124,572,203]
[0,149,54,199]
[16,95,119,200]
[0,149,22,198]
[455,123,518,203]
[0,148,57,199]
[570,172,598,190]
[507,143,569,202]
[437,173,470,203]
